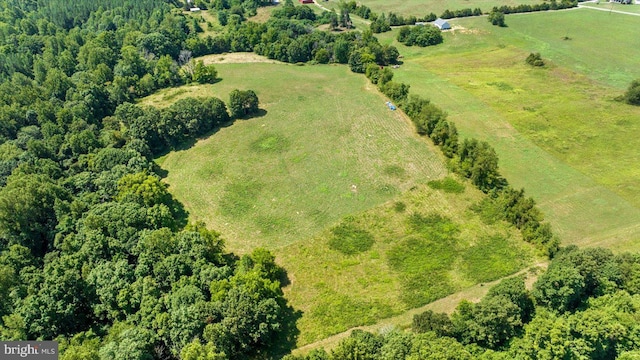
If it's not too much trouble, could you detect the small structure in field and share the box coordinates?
[386,101,397,110]
[189,7,201,11]
[299,0,313,3]
[434,18,451,30]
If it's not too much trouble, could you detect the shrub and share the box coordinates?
[379,81,410,103]
[229,89,259,118]
[328,220,375,255]
[624,80,640,105]
[314,48,331,64]
[396,25,443,47]
[488,9,505,27]
[427,177,465,193]
[525,52,544,67]
[413,310,453,336]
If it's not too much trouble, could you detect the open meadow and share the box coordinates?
[281,179,534,344]
[148,63,449,252]
[579,1,640,14]
[147,62,537,345]
[380,8,640,250]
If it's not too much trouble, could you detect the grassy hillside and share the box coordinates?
[281,180,533,344]
[380,9,640,250]
[579,2,640,14]
[321,0,542,17]
[148,62,536,344]
[149,63,447,252]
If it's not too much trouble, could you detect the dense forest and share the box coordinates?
[0,0,634,358]
[0,0,300,358]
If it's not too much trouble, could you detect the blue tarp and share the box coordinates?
[386,101,396,111]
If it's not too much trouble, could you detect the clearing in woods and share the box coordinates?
[147,62,537,345]
[148,63,448,252]
[148,6,640,350]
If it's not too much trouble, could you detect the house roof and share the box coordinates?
[434,18,450,28]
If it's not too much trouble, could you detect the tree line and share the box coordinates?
[286,246,640,359]
[339,0,578,33]
[492,0,578,15]
[362,58,558,256]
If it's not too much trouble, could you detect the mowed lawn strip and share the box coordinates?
[386,12,640,250]
[150,63,447,252]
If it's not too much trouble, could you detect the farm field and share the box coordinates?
[281,179,534,344]
[149,63,448,252]
[321,0,543,17]
[382,9,640,250]
[149,62,537,345]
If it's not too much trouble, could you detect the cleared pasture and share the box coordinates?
[149,63,447,252]
[579,2,640,14]
[149,62,536,345]
[321,0,543,17]
[385,9,640,250]
[280,180,533,345]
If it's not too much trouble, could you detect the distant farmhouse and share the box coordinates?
[434,18,451,30]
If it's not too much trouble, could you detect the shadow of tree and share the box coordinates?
[268,268,303,359]
[269,304,303,359]
[154,107,269,180]
[236,108,268,120]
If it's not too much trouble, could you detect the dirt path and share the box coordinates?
[312,0,330,12]
[198,52,282,64]
[292,261,547,356]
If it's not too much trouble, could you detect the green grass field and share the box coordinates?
[382,9,640,250]
[279,180,533,345]
[148,62,536,345]
[321,0,542,17]
[150,7,640,348]
[149,63,447,252]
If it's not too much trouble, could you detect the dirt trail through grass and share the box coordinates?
[292,261,546,355]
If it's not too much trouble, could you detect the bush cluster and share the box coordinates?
[493,0,578,14]
[397,25,444,47]
[624,80,640,105]
[440,7,482,19]
[525,52,545,66]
